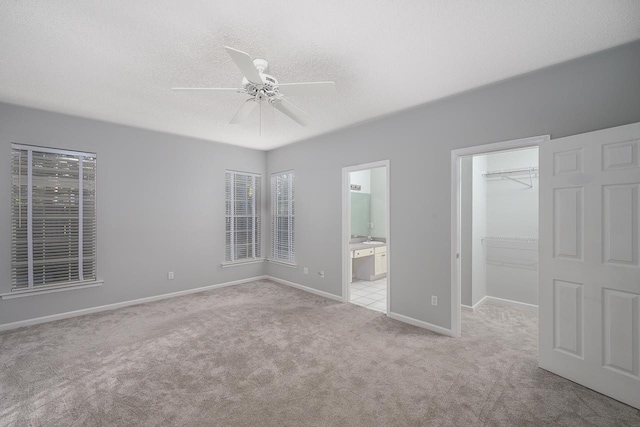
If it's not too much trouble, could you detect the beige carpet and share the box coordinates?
[1,279,638,426]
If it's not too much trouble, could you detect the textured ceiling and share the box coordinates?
[1,1,640,150]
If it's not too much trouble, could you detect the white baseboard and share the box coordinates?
[475,295,489,310]
[461,295,489,312]
[1,274,458,340]
[461,295,537,312]
[0,275,268,332]
[387,311,455,337]
[266,276,455,336]
[265,276,343,302]
[486,295,538,310]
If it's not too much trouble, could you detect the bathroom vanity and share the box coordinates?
[350,242,387,281]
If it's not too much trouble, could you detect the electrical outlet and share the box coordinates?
[318,271,324,279]
[303,267,309,275]
[168,272,174,280]
[431,295,438,306]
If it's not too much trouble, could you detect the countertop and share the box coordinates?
[349,242,386,251]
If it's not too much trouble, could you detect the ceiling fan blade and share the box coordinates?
[172,87,242,91]
[230,99,259,124]
[271,98,310,127]
[224,46,263,84]
[277,81,336,97]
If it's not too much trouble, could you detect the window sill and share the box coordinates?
[221,258,265,268]
[0,280,104,300]
[267,259,298,268]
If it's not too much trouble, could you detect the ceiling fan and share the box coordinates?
[173,46,336,128]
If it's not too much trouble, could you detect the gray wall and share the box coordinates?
[0,103,267,326]
[266,40,640,330]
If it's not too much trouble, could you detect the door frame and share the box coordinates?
[342,160,391,313]
[450,135,550,337]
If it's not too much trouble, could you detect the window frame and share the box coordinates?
[223,170,263,266]
[270,170,296,266]
[8,143,99,295]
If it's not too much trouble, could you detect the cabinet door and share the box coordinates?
[375,253,387,275]
[354,248,375,258]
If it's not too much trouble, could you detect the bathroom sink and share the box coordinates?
[362,241,384,245]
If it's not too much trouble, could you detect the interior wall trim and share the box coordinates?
[268,275,455,336]
[387,311,455,337]
[462,295,538,312]
[461,295,489,312]
[266,275,343,302]
[485,296,538,310]
[0,275,268,332]
[0,272,479,337]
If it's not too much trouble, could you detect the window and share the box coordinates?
[271,171,295,263]
[11,144,97,291]
[225,171,261,263]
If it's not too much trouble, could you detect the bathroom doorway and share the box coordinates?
[342,160,390,314]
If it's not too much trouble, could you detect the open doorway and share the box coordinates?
[451,135,549,337]
[342,161,390,314]
[461,148,540,313]
[450,125,640,408]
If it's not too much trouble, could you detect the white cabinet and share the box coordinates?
[374,254,387,275]
[374,245,387,276]
[353,248,374,258]
[352,245,386,281]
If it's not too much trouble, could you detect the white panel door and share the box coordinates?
[540,122,640,409]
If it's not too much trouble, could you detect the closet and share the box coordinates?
[462,147,539,310]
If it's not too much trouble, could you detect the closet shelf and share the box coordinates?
[481,236,538,243]
[482,166,538,188]
[486,259,538,270]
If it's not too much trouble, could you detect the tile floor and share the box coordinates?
[349,278,387,312]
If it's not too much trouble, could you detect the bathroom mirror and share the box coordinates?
[349,167,387,239]
[351,192,371,237]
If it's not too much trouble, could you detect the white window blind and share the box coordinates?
[11,144,97,291]
[225,171,261,262]
[271,171,295,263]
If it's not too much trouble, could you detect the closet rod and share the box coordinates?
[482,166,538,188]
[482,166,538,176]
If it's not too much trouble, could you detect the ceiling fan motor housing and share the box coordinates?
[242,61,279,98]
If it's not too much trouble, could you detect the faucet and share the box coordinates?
[367,235,372,242]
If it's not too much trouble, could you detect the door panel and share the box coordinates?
[553,187,583,260]
[603,289,639,377]
[540,122,640,409]
[553,279,583,358]
[602,140,639,170]
[603,184,638,265]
